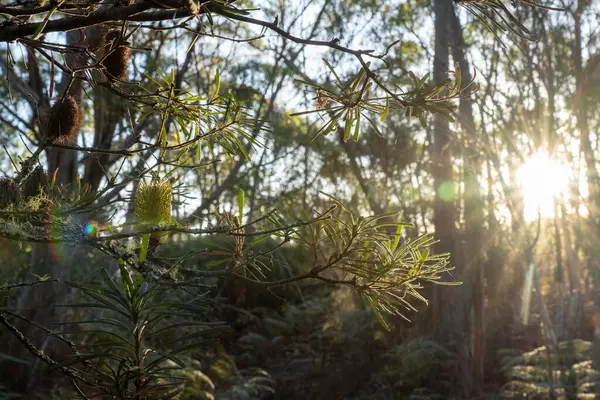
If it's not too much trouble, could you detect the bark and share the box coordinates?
[574,0,599,217]
[85,84,126,189]
[429,0,470,396]
[448,6,485,392]
[430,0,454,267]
[573,2,600,393]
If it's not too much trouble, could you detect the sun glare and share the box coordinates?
[516,152,570,222]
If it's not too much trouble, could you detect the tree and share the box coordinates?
[0,0,564,398]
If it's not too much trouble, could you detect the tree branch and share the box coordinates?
[0,0,243,42]
[0,2,152,42]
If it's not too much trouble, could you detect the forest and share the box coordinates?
[0,0,599,399]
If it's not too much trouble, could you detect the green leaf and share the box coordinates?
[343,111,353,142]
[55,318,130,331]
[289,105,344,117]
[431,280,463,286]
[319,191,351,213]
[392,224,404,253]
[56,353,108,368]
[68,329,134,346]
[383,39,401,56]
[365,294,391,331]
[364,114,384,138]
[119,262,135,300]
[350,67,368,92]
[186,33,200,55]
[174,119,181,144]
[100,268,122,297]
[64,281,129,310]
[146,348,187,370]
[31,1,63,40]
[56,303,132,321]
[419,72,431,88]
[381,98,390,121]
[214,68,221,99]
[353,109,361,142]
[249,234,270,248]
[233,136,251,161]
[409,71,419,87]
[151,321,226,336]
[140,233,150,263]
[322,58,344,90]
[292,79,323,89]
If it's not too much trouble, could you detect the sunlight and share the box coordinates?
[516,152,570,221]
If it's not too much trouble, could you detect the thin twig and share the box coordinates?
[0,279,60,292]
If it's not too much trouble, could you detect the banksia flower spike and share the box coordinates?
[135,178,173,245]
[46,95,81,143]
[0,179,22,209]
[102,30,131,81]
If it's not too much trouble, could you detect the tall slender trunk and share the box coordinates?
[448,6,484,392]
[430,0,469,395]
[574,0,598,228]
[574,1,600,391]
[431,0,454,301]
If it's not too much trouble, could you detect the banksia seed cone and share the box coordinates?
[135,179,172,244]
[22,166,48,199]
[47,95,81,143]
[0,179,22,209]
[102,30,130,81]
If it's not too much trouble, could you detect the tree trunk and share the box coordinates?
[574,0,598,215]
[448,6,485,393]
[430,0,469,396]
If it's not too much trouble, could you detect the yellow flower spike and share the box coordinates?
[135,178,173,244]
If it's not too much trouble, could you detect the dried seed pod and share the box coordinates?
[102,30,131,81]
[0,179,22,209]
[135,179,173,244]
[46,95,81,143]
[22,166,48,199]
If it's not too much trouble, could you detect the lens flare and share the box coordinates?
[84,224,96,237]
